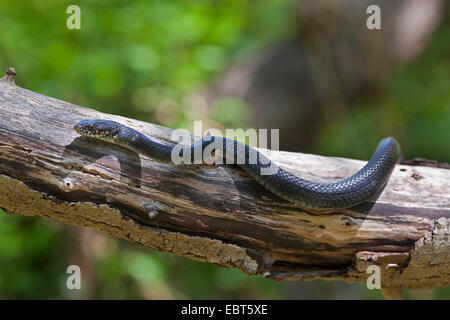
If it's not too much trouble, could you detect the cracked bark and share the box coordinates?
[0,68,449,295]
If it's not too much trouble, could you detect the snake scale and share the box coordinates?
[74,119,399,210]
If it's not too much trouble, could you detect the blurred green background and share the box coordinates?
[0,0,448,299]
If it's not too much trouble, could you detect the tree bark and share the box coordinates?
[0,68,449,291]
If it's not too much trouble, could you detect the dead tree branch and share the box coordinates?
[0,69,449,291]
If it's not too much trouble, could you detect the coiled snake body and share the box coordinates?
[75,119,399,210]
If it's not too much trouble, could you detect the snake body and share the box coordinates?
[74,119,399,209]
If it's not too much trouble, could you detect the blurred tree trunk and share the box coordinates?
[201,0,446,151]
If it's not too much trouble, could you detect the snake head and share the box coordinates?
[74,119,121,139]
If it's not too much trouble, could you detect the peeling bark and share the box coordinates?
[0,69,449,291]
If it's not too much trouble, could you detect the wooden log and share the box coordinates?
[0,68,449,291]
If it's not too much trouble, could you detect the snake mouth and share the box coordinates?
[74,119,116,138]
[73,124,85,134]
[74,119,126,143]
[74,123,99,137]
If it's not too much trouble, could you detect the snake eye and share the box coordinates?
[88,124,98,132]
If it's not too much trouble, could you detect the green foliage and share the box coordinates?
[0,214,65,299]
[0,0,298,128]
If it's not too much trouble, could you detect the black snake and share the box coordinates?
[74,119,399,209]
